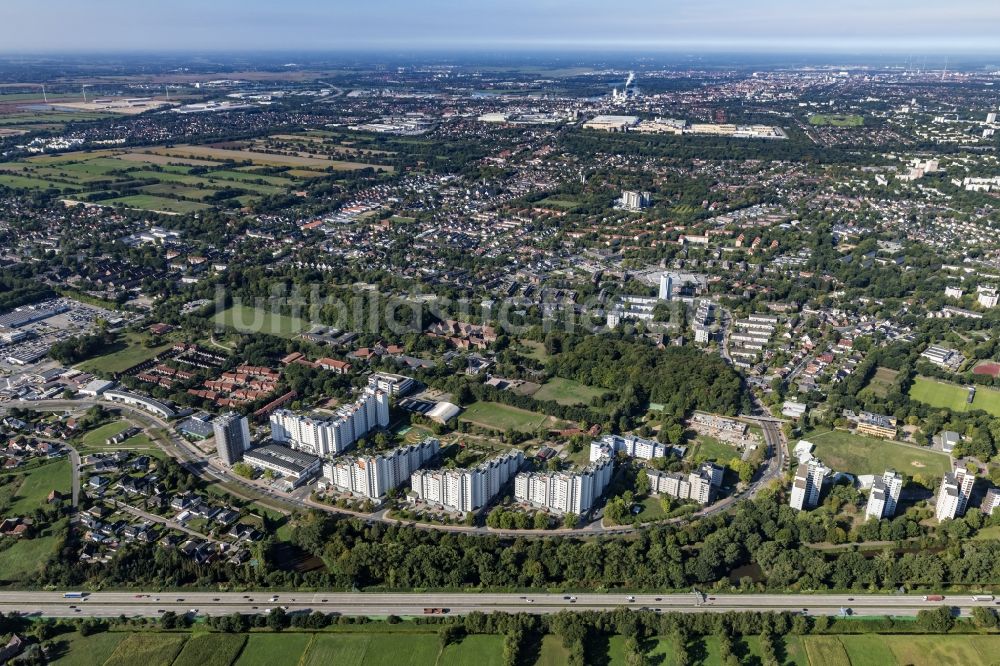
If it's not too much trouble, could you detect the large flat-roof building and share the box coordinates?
[936,467,975,521]
[322,437,440,501]
[243,444,321,487]
[589,433,667,463]
[513,457,613,515]
[410,450,524,514]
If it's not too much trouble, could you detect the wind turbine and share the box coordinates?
[81,84,92,103]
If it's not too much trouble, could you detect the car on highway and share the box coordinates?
[526,599,534,603]
[213,598,220,601]
[626,596,636,602]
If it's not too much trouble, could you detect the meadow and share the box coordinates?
[909,376,1000,417]
[458,401,565,433]
[532,376,609,406]
[807,429,951,477]
[809,114,864,126]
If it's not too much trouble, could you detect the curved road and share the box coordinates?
[6,397,787,537]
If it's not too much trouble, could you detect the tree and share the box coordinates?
[533,512,549,530]
[439,624,465,648]
[267,607,289,631]
[636,469,651,495]
[563,513,579,529]
[916,606,955,633]
[973,606,998,629]
[232,462,255,479]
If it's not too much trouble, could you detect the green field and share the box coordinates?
[459,401,563,433]
[689,435,738,463]
[213,303,307,338]
[863,367,899,399]
[235,633,312,666]
[76,334,174,375]
[519,340,549,361]
[535,635,571,666]
[533,377,608,406]
[910,376,1000,417]
[0,517,67,581]
[103,633,187,666]
[81,420,134,447]
[5,458,71,514]
[441,635,505,666]
[809,114,864,127]
[807,429,951,477]
[172,633,247,666]
[301,633,440,666]
[48,632,127,665]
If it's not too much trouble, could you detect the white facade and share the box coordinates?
[789,460,827,511]
[270,388,389,456]
[322,437,439,500]
[865,470,903,520]
[935,467,975,520]
[410,450,524,513]
[513,457,613,514]
[589,433,666,463]
[647,462,720,506]
[213,412,251,466]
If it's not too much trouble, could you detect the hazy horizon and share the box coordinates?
[2,0,999,55]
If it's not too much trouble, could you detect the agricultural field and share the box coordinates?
[809,114,864,126]
[909,376,1000,417]
[172,634,247,666]
[234,633,312,666]
[440,635,505,666]
[533,376,609,406]
[459,401,565,433]
[0,138,383,213]
[807,429,951,477]
[103,633,187,666]
[301,633,439,666]
[213,303,308,338]
[48,631,127,665]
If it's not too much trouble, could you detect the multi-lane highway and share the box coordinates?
[0,591,989,619]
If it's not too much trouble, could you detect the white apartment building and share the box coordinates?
[367,372,415,397]
[647,462,722,506]
[270,388,390,456]
[321,437,439,501]
[865,470,903,520]
[410,450,524,513]
[513,457,613,515]
[589,433,667,463]
[789,460,827,511]
[935,467,975,521]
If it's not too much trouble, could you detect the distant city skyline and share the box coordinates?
[2,0,999,54]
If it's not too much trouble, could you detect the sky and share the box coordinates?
[2,0,999,54]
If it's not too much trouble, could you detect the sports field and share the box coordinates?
[213,303,308,338]
[909,376,1000,417]
[533,376,608,406]
[459,401,564,433]
[807,429,950,477]
[689,435,738,463]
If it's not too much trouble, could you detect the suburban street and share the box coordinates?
[0,591,989,619]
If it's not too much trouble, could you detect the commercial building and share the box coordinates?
[789,460,828,511]
[410,450,524,513]
[213,412,251,466]
[102,389,176,419]
[935,467,975,521]
[843,410,898,440]
[781,401,807,419]
[242,444,321,487]
[321,437,440,501]
[269,388,390,456]
[647,462,722,505]
[513,457,613,515]
[583,115,639,132]
[865,470,903,520]
[589,433,667,463]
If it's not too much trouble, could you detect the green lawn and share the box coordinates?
[48,631,127,666]
[863,367,899,398]
[8,459,71,514]
[535,635,571,666]
[441,635,504,666]
[807,429,951,477]
[76,334,174,375]
[0,517,67,582]
[459,401,563,433]
[81,420,133,447]
[689,435,738,464]
[104,194,211,214]
[213,303,308,338]
[235,633,311,666]
[533,377,609,406]
[103,633,187,666]
[909,376,1000,418]
[803,635,851,666]
[519,340,549,361]
[809,113,864,126]
[172,633,247,666]
[837,634,898,666]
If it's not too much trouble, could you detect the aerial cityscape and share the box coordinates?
[0,1,999,665]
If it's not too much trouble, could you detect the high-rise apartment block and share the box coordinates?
[865,469,903,520]
[589,433,667,462]
[789,460,827,511]
[321,437,439,501]
[410,450,524,513]
[270,388,390,456]
[935,467,975,521]
[513,457,613,515]
[213,412,251,465]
